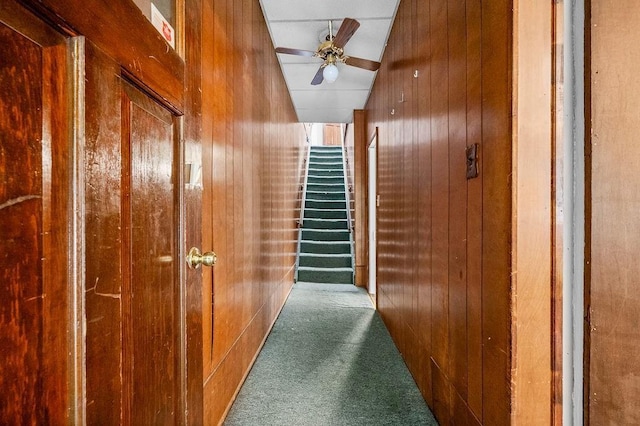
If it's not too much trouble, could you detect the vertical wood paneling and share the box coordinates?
[466,0,483,419]
[429,1,451,419]
[447,0,468,406]
[201,0,215,374]
[201,0,305,423]
[407,0,419,342]
[480,0,512,423]
[364,0,522,423]
[415,0,433,406]
[588,1,640,423]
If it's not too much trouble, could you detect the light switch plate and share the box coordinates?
[466,143,479,179]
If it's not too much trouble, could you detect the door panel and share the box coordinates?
[0,9,71,424]
[122,81,182,424]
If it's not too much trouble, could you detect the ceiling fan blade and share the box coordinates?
[311,65,324,85]
[344,56,381,71]
[332,18,360,48]
[275,47,316,57]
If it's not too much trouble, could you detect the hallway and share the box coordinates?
[6,0,640,423]
[224,283,437,425]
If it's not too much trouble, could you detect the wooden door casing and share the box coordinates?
[0,5,72,424]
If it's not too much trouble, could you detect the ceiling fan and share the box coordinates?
[275,18,381,85]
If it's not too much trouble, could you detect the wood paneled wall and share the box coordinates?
[364,0,553,422]
[201,0,306,423]
[587,1,640,422]
[366,1,506,422]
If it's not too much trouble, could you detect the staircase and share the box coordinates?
[296,146,354,285]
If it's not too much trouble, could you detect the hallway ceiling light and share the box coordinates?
[275,18,380,86]
[322,63,339,83]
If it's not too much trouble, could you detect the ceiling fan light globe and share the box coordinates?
[323,64,339,83]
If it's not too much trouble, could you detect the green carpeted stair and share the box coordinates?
[296,146,354,285]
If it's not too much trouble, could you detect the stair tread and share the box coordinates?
[307,183,344,186]
[303,218,347,222]
[299,253,352,257]
[306,191,346,195]
[297,266,353,271]
[300,240,350,244]
[302,228,349,232]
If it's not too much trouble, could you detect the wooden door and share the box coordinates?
[83,42,186,423]
[121,81,183,424]
[324,124,342,146]
[0,5,74,424]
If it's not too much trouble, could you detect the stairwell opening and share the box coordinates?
[296,123,355,286]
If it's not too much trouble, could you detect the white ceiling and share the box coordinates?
[259,0,401,124]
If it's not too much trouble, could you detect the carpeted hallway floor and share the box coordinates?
[223,282,438,426]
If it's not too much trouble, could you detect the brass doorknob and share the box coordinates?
[186,247,217,269]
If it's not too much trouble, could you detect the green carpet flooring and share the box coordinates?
[223,147,436,425]
[297,146,354,285]
[223,283,438,426]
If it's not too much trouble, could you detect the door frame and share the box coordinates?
[0,4,83,422]
[367,129,378,300]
